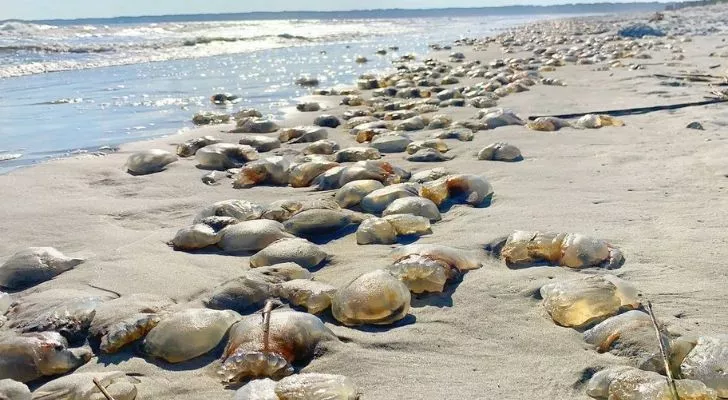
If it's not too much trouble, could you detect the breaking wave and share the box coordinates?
[0,18,418,79]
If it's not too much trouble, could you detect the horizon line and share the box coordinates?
[5,1,673,24]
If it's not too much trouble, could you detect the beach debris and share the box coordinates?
[0,331,93,383]
[202,170,225,185]
[279,126,329,143]
[587,366,717,400]
[273,279,337,314]
[303,139,340,155]
[177,136,222,157]
[234,118,280,134]
[617,23,665,38]
[527,98,728,121]
[681,335,728,397]
[331,269,411,326]
[218,220,293,253]
[233,157,293,189]
[495,231,624,269]
[540,274,641,328]
[687,121,705,130]
[234,109,263,119]
[382,196,441,222]
[477,142,523,162]
[0,379,30,400]
[89,293,173,354]
[211,93,241,105]
[360,183,421,214]
[249,238,328,270]
[335,180,385,208]
[143,308,240,363]
[125,149,178,175]
[195,143,259,170]
[192,111,231,125]
[419,174,493,207]
[0,247,84,290]
[296,102,321,112]
[219,307,336,382]
[313,114,341,128]
[239,135,282,153]
[31,371,139,400]
[295,77,319,87]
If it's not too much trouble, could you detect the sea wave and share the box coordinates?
[0,18,421,79]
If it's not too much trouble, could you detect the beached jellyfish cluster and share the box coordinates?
[5,12,725,400]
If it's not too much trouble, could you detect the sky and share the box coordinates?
[4,0,659,20]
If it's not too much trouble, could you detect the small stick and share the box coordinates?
[646,301,680,400]
[261,300,275,354]
[92,377,116,400]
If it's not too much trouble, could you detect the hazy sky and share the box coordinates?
[5,0,657,20]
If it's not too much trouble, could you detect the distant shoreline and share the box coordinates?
[5,2,669,25]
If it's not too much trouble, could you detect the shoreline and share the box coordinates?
[2,6,728,400]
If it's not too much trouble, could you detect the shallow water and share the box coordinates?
[0,14,567,173]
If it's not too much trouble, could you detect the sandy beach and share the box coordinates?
[2,5,728,400]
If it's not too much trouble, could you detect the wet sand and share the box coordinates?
[2,6,728,399]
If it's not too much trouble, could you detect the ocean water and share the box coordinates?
[0,13,567,173]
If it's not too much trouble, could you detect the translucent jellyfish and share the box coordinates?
[274,279,337,314]
[143,308,241,363]
[334,180,385,208]
[356,217,398,245]
[218,220,293,253]
[540,275,641,328]
[587,366,717,400]
[249,239,328,270]
[360,183,421,214]
[477,142,523,161]
[0,247,85,290]
[419,174,493,207]
[382,197,442,222]
[499,231,624,269]
[219,309,336,383]
[0,332,92,383]
[681,336,728,398]
[331,270,411,326]
[125,149,178,175]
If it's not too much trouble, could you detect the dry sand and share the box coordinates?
[2,7,728,400]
